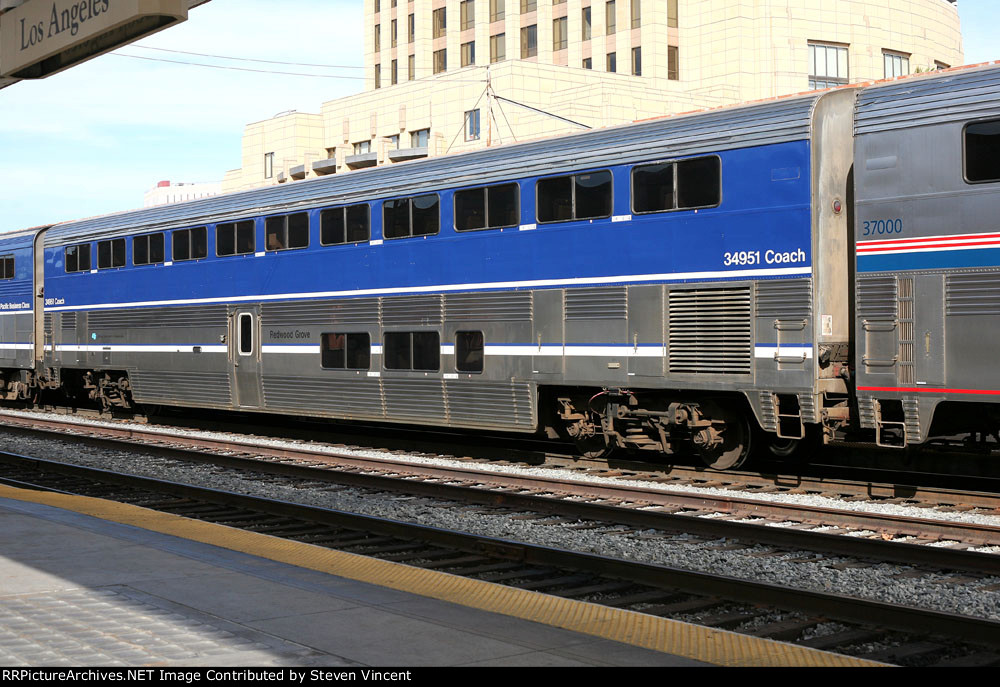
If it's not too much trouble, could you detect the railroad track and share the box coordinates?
[2,449,1000,666]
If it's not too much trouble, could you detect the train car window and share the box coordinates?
[133,233,165,266]
[65,243,91,273]
[384,331,440,370]
[321,332,371,369]
[97,238,126,270]
[676,156,721,208]
[455,331,484,373]
[321,204,371,245]
[239,313,253,355]
[537,171,612,223]
[265,213,310,251]
[632,156,720,214]
[216,220,256,257]
[455,183,519,231]
[0,255,13,280]
[173,227,208,262]
[965,120,1000,183]
[383,194,440,239]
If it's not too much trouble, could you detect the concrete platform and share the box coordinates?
[0,486,877,667]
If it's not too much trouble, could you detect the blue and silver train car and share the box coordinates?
[0,227,45,399]
[853,64,1000,448]
[29,87,859,468]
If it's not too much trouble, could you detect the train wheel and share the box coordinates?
[573,436,614,460]
[695,401,752,470]
[766,437,801,457]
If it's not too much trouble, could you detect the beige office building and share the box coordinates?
[222,0,963,193]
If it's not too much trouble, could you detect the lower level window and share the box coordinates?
[384,331,440,371]
[455,331,484,373]
[321,332,371,369]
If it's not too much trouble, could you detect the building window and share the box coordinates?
[172,227,208,262]
[388,134,400,149]
[606,0,616,34]
[97,238,125,270]
[668,45,678,80]
[461,0,475,30]
[374,64,381,88]
[0,255,13,280]
[65,243,91,273]
[630,0,640,28]
[490,33,506,63]
[808,42,848,89]
[884,50,910,79]
[433,48,447,73]
[553,16,567,51]
[322,333,371,370]
[216,221,255,257]
[465,109,481,141]
[391,19,397,47]
[632,156,721,214]
[374,23,381,51]
[374,0,380,12]
[133,233,165,265]
[411,128,429,147]
[461,41,476,67]
[391,59,398,84]
[455,182,519,231]
[408,53,415,80]
[383,194,440,239]
[520,0,536,12]
[537,171,613,223]
[264,213,309,251]
[321,204,371,245]
[965,120,1000,184]
[521,25,537,58]
[455,331,484,373]
[582,57,592,69]
[582,6,591,40]
[490,0,505,22]
[264,152,274,179]
[935,61,950,71]
[631,46,641,75]
[354,140,371,155]
[384,331,440,371]
[552,0,565,4]
[408,13,415,42]
[433,7,446,37]
[668,0,677,27]
[606,51,616,72]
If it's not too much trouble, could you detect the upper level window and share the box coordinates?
[433,7,446,37]
[411,128,430,148]
[133,233,165,266]
[490,0,505,21]
[632,156,721,214]
[883,50,909,79]
[606,0,616,33]
[354,140,371,155]
[465,109,481,140]
[520,24,537,58]
[460,0,475,30]
[321,204,371,245]
[384,331,440,371]
[321,332,371,370]
[461,41,475,67]
[65,243,91,273]
[0,255,14,280]
[173,226,208,262]
[809,42,848,89]
[374,23,381,51]
[520,0,536,12]
[490,33,506,63]
[966,119,1000,184]
[383,194,440,239]
[582,7,591,40]
[537,171,612,223]
[264,152,274,179]
[97,238,125,270]
[217,220,256,257]
[455,183,519,231]
[668,0,677,27]
[265,213,309,251]
[553,17,567,50]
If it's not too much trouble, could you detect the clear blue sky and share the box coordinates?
[0,0,997,234]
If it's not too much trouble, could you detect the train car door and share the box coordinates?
[229,307,262,408]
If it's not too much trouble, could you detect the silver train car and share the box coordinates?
[1,63,999,469]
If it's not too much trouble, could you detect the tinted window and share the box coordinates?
[383,195,439,239]
[265,213,309,251]
[239,314,253,355]
[321,204,370,245]
[0,256,13,280]
[632,156,720,214]
[632,163,674,213]
[455,183,519,231]
[133,233,165,266]
[65,243,91,273]
[321,332,371,369]
[455,331,484,372]
[966,120,1000,183]
[173,227,207,262]
[676,156,721,208]
[97,238,125,270]
[384,331,440,371]
[537,171,611,223]
[217,220,255,256]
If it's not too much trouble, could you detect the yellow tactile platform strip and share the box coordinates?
[0,485,884,667]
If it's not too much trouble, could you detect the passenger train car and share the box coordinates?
[1,63,999,469]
